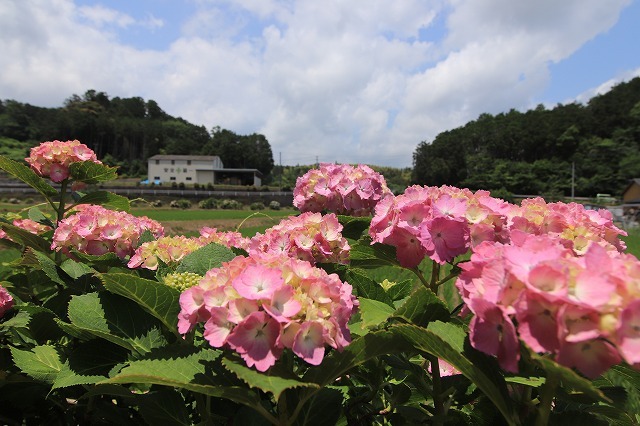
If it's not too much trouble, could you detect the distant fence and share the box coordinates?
[0,183,294,206]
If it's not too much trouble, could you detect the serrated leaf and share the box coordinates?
[223,358,319,400]
[11,345,64,383]
[337,215,371,241]
[100,273,181,336]
[0,222,52,252]
[394,322,518,425]
[69,161,118,184]
[0,155,58,197]
[531,352,610,402]
[30,249,64,285]
[53,340,130,389]
[345,268,394,306]
[349,238,401,269]
[137,388,192,426]
[292,387,344,426]
[392,286,450,326]
[302,329,415,387]
[66,292,166,354]
[358,297,395,330]
[103,347,262,408]
[73,191,130,212]
[60,258,95,279]
[176,243,238,275]
[28,206,55,228]
[386,278,414,301]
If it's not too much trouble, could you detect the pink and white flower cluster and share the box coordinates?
[369,186,511,267]
[0,218,52,242]
[199,227,250,251]
[457,231,640,378]
[128,228,250,270]
[249,212,350,265]
[178,253,358,371]
[0,285,14,318]
[369,186,628,268]
[294,163,392,216]
[25,140,102,183]
[509,197,627,254]
[52,205,164,259]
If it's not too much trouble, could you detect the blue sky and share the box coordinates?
[1,0,639,167]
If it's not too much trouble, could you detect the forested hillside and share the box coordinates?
[413,77,640,197]
[0,90,274,177]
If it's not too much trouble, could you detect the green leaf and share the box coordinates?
[530,352,610,402]
[292,387,344,426]
[302,329,415,387]
[103,346,263,409]
[11,345,64,383]
[53,340,130,389]
[357,298,395,330]
[0,222,52,252]
[0,155,58,197]
[66,291,166,354]
[386,278,414,301]
[28,206,55,228]
[504,376,546,387]
[69,161,118,184]
[349,238,401,269]
[100,273,181,335]
[73,191,131,212]
[392,286,450,326]
[345,268,394,306]
[223,358,320,400]
[29,249,64,285]
[394,322,518,425]
[337,215,371,241]
[137,388,192,426]
[176,243,238,275]
[60,258,95,279]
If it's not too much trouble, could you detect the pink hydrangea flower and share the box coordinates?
[0,285,14,318]
[52,205,164,260]
[25,140,102,183]
[0,218,52,242]
[457,232,640,378]
[294,163,392,216]
[249,212,350,265]
[177,253,358,371]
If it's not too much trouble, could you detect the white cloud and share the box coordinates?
[0,0,636,167]
[574,67,640,104]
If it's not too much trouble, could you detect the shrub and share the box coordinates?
[198,198,218,209]
[220,199,242,209]
[170,199,191,209]
[250,202,265,210]
[269,200,281,210]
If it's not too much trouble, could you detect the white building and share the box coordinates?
[147,155,262,186]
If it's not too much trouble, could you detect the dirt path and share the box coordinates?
[161,216,284,236]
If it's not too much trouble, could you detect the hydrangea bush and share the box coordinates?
[0,140,639,425]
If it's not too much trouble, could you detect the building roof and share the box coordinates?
[148,155,221,161]
[623,178,640,196]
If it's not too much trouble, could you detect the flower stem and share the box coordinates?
[430,261,441,293]
[427,355,445,426]
[535,373,559,426]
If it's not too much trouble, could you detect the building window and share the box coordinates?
[164,168,168,172]
[155,160,159,165]
[187,160,191,165]
[170,168,174,172]
[170,177,176,181]
[183,168,187,172]
[154,176,160,180]
[186,177,192,181]
[171,160,175,165]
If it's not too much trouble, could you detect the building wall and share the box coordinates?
[623,183,640,203]
[148,158,222,184]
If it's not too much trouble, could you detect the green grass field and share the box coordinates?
[130,208,296,222]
